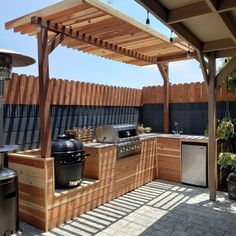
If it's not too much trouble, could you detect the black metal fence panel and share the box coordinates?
[4,105,141,150]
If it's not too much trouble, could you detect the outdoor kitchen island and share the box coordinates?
[141,134,208,184]
[7,136,157,231]
[7,133,209,231]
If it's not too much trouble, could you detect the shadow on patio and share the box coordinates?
[20,180,236,236]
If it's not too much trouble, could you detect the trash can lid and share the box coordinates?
[228,171,236,182]
[0,168,17,181]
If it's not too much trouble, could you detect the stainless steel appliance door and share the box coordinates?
[182,143,207,187]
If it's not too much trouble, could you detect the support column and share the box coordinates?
[157,63,169,133]
[208,52,217,201]
[37,26,51,158]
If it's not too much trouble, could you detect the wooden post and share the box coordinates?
[163,71,169,134]
[157,63,169,133]
[208,52,217,201]
[37,26,51,158]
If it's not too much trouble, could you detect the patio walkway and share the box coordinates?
[21,180,236,236]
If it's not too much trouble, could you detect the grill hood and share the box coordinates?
[96,124,138,143]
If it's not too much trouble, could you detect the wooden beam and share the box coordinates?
[170,23,202,51]
[47,33,64,55]
[31,16,157,64]
[218,0,236,12]
[167,0,236,23]
[157,63,169,134]
[156,51,196,63]
[37,26,51,158]
[168,1,211,24]
[203,38,236,52]
[219,12,236,41]
[215,48,236,58]
[205,0,236,44]
[216,56,236,88]
[208,52,217,201]
[136,0,202,51]
[136,0,236,26]
[197,51,209,84]
[157,63,168,81]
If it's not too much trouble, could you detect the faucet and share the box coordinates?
[172,122,183,136]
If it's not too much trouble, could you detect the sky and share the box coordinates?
[1,0,205,88]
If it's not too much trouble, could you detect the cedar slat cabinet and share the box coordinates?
[7,137,157,232]
[156,138,181,183]
[112,137,157,199]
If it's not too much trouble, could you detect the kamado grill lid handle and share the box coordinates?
[57,134,70,139]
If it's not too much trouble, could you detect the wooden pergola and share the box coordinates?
[136,0,236,201]
[5,0,194,158]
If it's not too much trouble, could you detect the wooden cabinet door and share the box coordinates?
[157,138,181,182]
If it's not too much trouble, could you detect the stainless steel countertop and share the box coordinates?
[84,133,208,149]
[139,133,208,142]
[84,142,115,148]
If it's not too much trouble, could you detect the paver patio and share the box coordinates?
[20,180,236,236]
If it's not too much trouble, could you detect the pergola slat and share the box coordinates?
[6,0,190,66]
[31,16,157,64]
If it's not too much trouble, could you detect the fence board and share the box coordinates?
[5,73,236,106]
[100,85,105,106]
[81,82,86,106]
[143,82,236,104]
[70,81,76,105]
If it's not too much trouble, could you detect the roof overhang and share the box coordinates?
[135,0,236,58]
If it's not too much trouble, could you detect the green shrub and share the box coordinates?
[216,118,235,141]
[218,152,236,170]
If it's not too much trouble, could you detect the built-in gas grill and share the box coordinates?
[96,124,141,159]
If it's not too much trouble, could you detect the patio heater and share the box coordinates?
[0,49,35,236]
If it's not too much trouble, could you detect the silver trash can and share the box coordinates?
[0,168,18,236]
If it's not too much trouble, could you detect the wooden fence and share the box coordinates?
[142,82,236,104]
[5,74,236,106]
[5,74,142,106]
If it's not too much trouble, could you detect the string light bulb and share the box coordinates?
[187,45,191,59]
[187,50,191,59]
[146,11,150,25]
[169,30,173,44]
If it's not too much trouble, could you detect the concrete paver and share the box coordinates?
[19,180,236,236]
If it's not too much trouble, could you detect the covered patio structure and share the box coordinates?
[4,0,236,233]
[5,0,198,231]
[136,0,236,201]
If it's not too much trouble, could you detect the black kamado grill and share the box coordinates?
[0,49,35,236]
[52,135,89,189]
